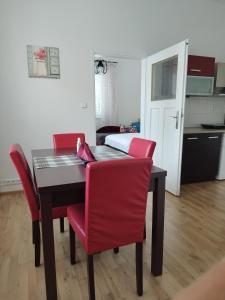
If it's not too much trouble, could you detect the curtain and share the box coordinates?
[95,63,118,127]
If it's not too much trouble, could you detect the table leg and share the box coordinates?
[151,175,166,276]
[40,192,58,300]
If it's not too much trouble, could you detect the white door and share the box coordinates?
[141,40,188,195]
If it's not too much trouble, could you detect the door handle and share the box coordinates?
[170,111,179,129]
[187,137,199,140]
[208,136,219,139]
[190,68,201,72]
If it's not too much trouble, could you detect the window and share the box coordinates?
[151,55,178,101]
[94,64,117,125]
[95,74,103,117]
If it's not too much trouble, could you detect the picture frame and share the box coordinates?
[27,45,60,79]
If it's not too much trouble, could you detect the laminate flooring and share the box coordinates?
[1,180,225,300]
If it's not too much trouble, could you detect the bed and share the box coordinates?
[96,126,120,145]
[105,133,141,153]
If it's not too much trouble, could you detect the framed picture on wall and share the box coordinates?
[27,45,60,79]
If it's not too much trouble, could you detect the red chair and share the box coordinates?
[53,133,85,149]
[128,137,156,158]
[67,158,152,299]
[52,133,85,231]
[9,144,67,267]
[128,137,156,242]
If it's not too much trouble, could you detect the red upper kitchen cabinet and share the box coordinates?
[188,55,215,76]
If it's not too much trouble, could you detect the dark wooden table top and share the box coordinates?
[32,146,167,193]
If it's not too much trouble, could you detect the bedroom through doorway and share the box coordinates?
[94,54,142,146]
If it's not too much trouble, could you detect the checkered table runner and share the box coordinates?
[33,148,130,169]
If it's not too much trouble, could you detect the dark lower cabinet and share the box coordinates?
[181,133,223,184]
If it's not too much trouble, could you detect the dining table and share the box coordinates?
[32,145,167,300]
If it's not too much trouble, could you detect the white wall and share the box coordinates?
[95,58,141,130]
[184,97,225,127]
[115,59,141,126]
[2,0,225,189]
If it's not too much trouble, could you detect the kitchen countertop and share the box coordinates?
[184,127,225,134]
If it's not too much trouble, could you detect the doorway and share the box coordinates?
[94,55,142,145]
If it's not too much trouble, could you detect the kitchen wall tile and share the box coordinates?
[212,98,225,113]
[184,96,225,127]
[189,98,211,114]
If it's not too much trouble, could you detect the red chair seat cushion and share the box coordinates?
[39,206,67,220]
[52,206,67,219]
[67,204,86,246]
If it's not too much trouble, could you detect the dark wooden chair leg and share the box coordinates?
[33,220,41,267]
[87,255,95,300]
[32,222,35,244]
[113,247,119,254]
[60,217,64,233]
[136,242,143,296]
[69,225,76,265]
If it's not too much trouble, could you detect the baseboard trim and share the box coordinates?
[0,178,22,193]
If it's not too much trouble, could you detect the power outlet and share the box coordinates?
[80,103,88,109]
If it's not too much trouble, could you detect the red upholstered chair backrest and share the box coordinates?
[84,158,152,254]
[53,133,85,149]
[9,144,39,221]
[128,137,156,158]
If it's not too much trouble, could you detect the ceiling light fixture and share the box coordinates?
[95,59,107,74]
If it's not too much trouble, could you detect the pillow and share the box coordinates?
[120,123,140,133]
[131,121,140,132]
[120,126,138,133]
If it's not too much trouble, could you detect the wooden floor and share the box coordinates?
[1,181,225,300]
